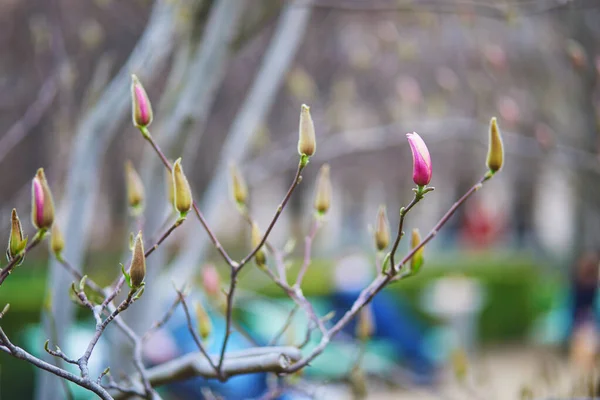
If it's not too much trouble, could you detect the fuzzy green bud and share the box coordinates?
[50,222,64,258]
[486,117,504,173]
[410,228,424,275]
[125,160,145,212]
[7,209,27,262]
[194,300,212,340]
[172,158,192,216]
[356,304,375,341]
[374,206,390,251]
[314,164,331,215]
[129,231,146,288]
[298,104,316,157]
[229,163,248,206]
[251,222,267,267]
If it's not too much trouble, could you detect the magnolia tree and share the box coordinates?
[0,75,504,399]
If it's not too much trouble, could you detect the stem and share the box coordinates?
[176,290,218,373]
[394,176,487,272]
[268,306,299,346]
[78,290,139,378]
[140,127,235,266]
[294,218,320,288]
[217,268,239,379]
[389,193,421,273]
[0,231,44,285]
[144,217,185,258]
[284,174,491,373]
[0,327,113,399]
[238,160,305,269]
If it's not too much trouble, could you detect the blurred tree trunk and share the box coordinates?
[563,8,600,255]
[35,1,188,398]
[167,1,313,285]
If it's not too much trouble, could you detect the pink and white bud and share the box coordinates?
[31,168,55,230]
[131,74,153,128]
[406,132,432,187]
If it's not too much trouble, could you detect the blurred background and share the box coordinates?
[0,0,600,399]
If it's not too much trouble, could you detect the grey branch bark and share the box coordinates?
[168,0,313,282]
[36,1,186,399]
[112,347,302,400]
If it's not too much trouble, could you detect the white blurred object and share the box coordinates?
[332,252,374,292]
[421,276,485,353]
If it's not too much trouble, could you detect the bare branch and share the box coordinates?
[176,289,218,373]
[0,75,57,164]
[112,347,303,399]
[0,327,113,399]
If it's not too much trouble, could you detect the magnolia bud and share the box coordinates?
[131,74,153,128]
[406,132,432,187]
[410,228,424,275]
[201,264,221,297]
[125,161,145,212]
[298,104,316,157]
[251,222,267,267]
[356,304,375,341]
[7,209,27,262]
[194,301,212,340]
[374,206,390,251]
[314,164,331,215]
[31,168,55,230]
[229,163,248,206]
[172,158,192,216]
[129,231,146,288]
[486,117,504,173]
[50,222,65,258]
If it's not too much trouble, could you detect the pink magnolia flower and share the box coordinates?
[406,132,432,186]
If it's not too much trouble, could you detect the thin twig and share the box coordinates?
[0,327,113,399]
[144,217,185,258]
[294,217,320,288]
[238,160,305,269]
[389,193,422,273]
[78,288,142,379]
[143,295,182,341]
[176,289,218,373]
[140,127,235,267]
[284,173,493,373]
[268,305,299,346]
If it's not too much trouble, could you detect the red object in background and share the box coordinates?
[460,200,505,249]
